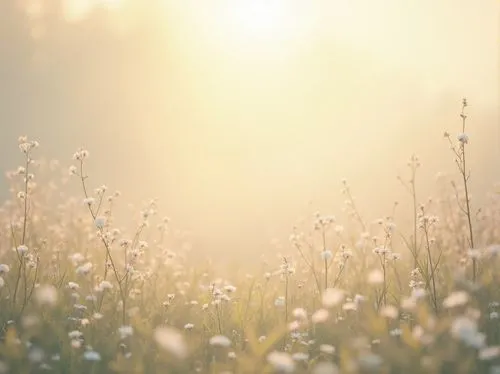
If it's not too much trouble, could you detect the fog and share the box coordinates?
[0,0,498,260]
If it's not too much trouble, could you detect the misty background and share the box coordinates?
[0,0,498,260]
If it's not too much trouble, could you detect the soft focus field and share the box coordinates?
[0,101,499,374]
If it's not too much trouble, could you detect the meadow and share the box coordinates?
[0,99,499,374]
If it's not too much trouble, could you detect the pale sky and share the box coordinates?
[0,0,498,258]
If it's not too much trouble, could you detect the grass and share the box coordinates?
[0,99,499,373]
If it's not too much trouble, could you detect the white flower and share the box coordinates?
[274,296,286,307]
[342,302,357,311]
[184,323,194,330]
[292,352,309,361]
[69,165,77,175]
[450,316,485,348]
[319,344,335,354]
[228,351,237,359]
[35,285,58,307]
[97,281,113,291]
[209,335,231,347]
[154,327,187,359]
[83,350,101,361]
[76,262,93,276]
[71,339,81,349]
[292,308,308,320]
[322,288,344,308]
[457,133,469,144]
[312,361,339,374]
[94,216,107,229]
[0,264,9,274]
[443,291,469,308]
[223,285,236,293]
[321,250,333,261]
[311,309,329,324]
[118,326,133,339]
[73,148,89,161]
[68,330,83,339]
[16,245,29,254]
[288,320,301,331]
[380,305,399,319]
[83,197,95,206]
[267,351,295,373]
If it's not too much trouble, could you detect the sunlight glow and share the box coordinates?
[219,0,293,40]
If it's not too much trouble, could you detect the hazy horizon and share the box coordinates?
[1,0,498,260]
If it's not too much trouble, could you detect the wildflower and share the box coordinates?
[312,361,339,374]
[83,350,101,361]
[457,133,469,144]
[83,197,95,206]
[16,245,29,254]
[94,216,106,229]
[35,285,58,307]
[71,340,81,349]
[92,313,103,320]
[321,250,333,260]
[154,327,187,359]
[319,344,335,354]
[224,285,237,293]
[274,296,286,307]
[184,323,194,330]
[73,148,89,161]
[343,302,357,311]
[258,336,267,343]
[68,330,83,339]
[228,351,237,359]
[288,320,301,331]
[380,305,399,319]
[292,352,309,362]
[209,335,231,347]
[267,351,295,373]
[390,253,401,261]
[292,308,308,320]
[322,288,344,308]
[490,312,499,320]
[450,316,485,348]
[97,281,113,291]
[443,291,469,308]
[311,309,329,324]
[0,264,9,274]
[67,282,80,290]
[76,262,93,276]
[118,326,133,339]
